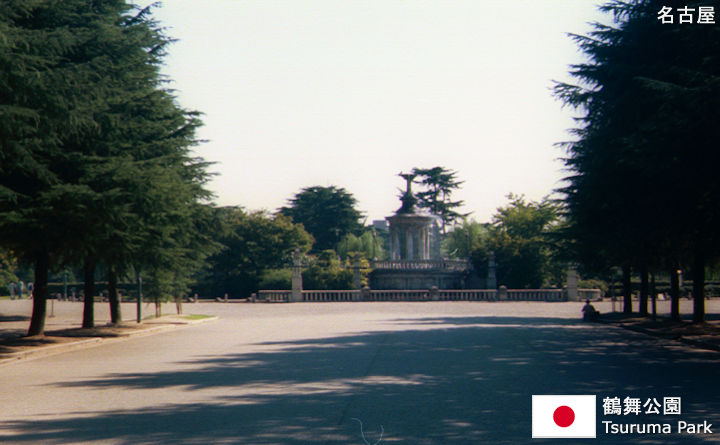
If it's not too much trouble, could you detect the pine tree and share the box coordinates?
[0,1,216,333]
[412,167,465,234]
[555,0,720,321]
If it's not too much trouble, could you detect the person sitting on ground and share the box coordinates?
[582,299,599,321]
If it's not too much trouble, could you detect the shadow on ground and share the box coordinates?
[4,316,720,444]
[0,315,29,322]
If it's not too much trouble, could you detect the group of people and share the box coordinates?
[6,281,32,300]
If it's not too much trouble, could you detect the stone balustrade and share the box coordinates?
[437,289,497,301]
[370,259,470,271]
[364,290,429,301]
[506,289,565,301]
[302,290,359,302]
[578,288,603,301]
[256,288,602,303]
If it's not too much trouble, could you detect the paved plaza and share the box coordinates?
[0,300,719,444]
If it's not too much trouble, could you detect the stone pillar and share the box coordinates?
[406,229,414,260]
[498,285,508,301]
[291,248,303,302]
[430,286,439,301]
[360,286,371,301]
[417,229,424,260]
[487,251,497,290]
[390,229,400,260]
[425,229,430,259]
[566,266,579,301]
[420,230,426,260]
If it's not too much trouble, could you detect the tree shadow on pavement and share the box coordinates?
[4,316,720,444]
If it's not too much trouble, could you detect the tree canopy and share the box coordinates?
[444,219,489,260]
[197,208,313,298]
[555,0,720,321]
[279,186,363,253]
[471,195,563,289]
[412,167,465,232]
[0,1,214,334]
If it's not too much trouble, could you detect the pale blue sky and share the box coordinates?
[140,1,606,222]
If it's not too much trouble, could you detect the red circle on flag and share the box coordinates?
[553,405,575,428]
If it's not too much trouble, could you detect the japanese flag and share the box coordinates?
[532,395,596,438]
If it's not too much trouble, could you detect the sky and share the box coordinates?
[138,0,607,223]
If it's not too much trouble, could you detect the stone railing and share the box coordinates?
[256,288,602,303]
[364,290,430,301]
[578,288,603,301]
[371,259,470,271]
[505,289,565,302]
[303,290,359,302]
[437,289,497,301]
[256,290,291,303]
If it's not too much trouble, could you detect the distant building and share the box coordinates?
[371,219,388,232]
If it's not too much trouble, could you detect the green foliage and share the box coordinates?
[555,0,720,320]
[0,249,18,289]
[280,186,363,252]
[412,166,465,232]
[336,230,385,261]
[0,1,215,333]
[198,208,313,298]
[302,250,354,290]
[258,269,292,290]
[443,219,489,259]
[471,195,563,288]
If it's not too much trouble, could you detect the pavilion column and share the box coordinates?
[392,229,400,260]
[406,228,414,260]
[418,227,427,260]
[425,229,430,259]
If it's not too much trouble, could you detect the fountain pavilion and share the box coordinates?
[369,173,473,290]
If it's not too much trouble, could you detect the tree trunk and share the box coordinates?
[82,259,96,328]
[622,264,632,313]
[108,267,121,324]
[27,250,49,336]
[670,266,680,322]
[692,252,705,323]
[639,264,649,316]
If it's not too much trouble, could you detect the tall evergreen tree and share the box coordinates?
[280,186,363,253]
[412,166,465,233]
[555,0,720,321]
[0,1,215,333]
[0,0,117,335]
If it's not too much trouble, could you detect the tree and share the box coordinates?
[0,0,123,335]
[412,167,466,233]
[337,230,385,261]
[302,250,354,290]
[197,208,313,298]
[471,195,562,288]
[0,1,215,333]
[279,186,363,252]
[555,0,720,321]
[443,219,489,260]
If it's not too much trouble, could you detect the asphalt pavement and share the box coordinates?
[0,300,719,444]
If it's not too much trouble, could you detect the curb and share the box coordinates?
[0,315,218,367]
[598,318,720,353]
